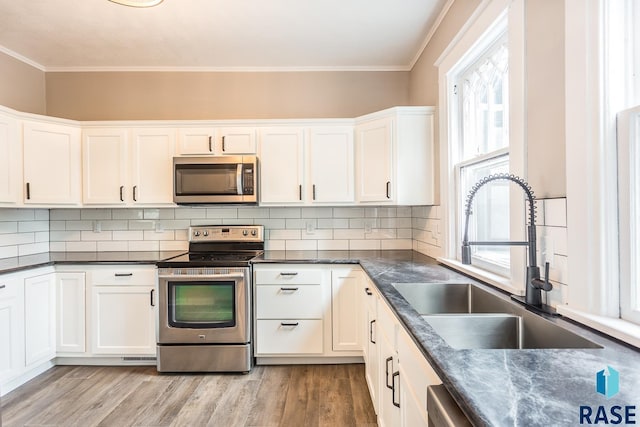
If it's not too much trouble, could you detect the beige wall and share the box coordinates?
[0,51,46,115]
[409,0,481,106]
[525,0,566,198]
[45,71,410,121]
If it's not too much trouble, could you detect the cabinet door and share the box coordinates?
[0,277,25,383]
[56,272,86,353]
[219,127,256,154]
[82,128,128,204]
[0,113,20,204]
[331,268,363,351]
[308,127,354,203]
[356,118,394,203]
[130,128,176,205]
[258,128,305,204]
[177,128,216,155]
[23,121,81,205]
[91,286,155,355]
[363,282,379,413]
[24,274,56,366]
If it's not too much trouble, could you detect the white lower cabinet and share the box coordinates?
[362,278,442,427]
[89,266,156,355]
[24,273,56,366]
[56,272,86,354]
[0,276,25,384]
[253,264,363,360]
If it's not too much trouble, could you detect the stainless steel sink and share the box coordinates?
[393,282,602,349]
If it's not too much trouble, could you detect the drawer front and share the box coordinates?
[256,285,323,319]
[254,268,324,285]
[255,319,323,354]
[90,267,156,286]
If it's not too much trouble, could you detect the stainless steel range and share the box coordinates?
[156,225,264,373]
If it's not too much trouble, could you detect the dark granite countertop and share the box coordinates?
[0,251,185,274]
[256,250,640,427]
[2,249,639,425]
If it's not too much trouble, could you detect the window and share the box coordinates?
[452,32,510,276]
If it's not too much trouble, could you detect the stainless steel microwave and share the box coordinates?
[173,156,257,204]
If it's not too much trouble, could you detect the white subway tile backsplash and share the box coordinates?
[350,240,380,250]
[301,207,333,218]
[97,241,128,252]
[206,208,238,218]
[222,218,255,225]
[270,208,302,219]
[128,220,155,230]
[160,240,189,251]
[265,240,285,251]
[174,208,207,219]
[270,229,301,240]
[544,198,567,227]
[113,230,144,241]
[301,229,333,240]
[49,242,66,252]
[143,230,175,241]
[0,209,34,221]
[65,220,94,231]
[333,207,365,218]
[18,220,49,233]
[317,218,349,229]
[128,241,160,251]
[66,241,97,252]
[81,209,112,220]
[0,222,17,234]
[286,240,317,251]
[0,246,18,258]
[238,208,270,219]
[381,239,413,250]
[112,209,144,220]
[81,231,113,241]
[334,229,365,240]
[144,209,175,220]
[318,240,349,250]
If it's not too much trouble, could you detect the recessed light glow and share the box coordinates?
[109,0,164,7]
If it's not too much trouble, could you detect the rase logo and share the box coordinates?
[596,366,620,398]
[580,366,636,425]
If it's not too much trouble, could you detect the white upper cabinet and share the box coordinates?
[177,127,216,155]
[356,107,436,205]
[258,127,305,204]
[308,126,354,203]
[130,128,176,205]
[219,127,256,154]
[0,112,21,205]
[23,120,81,205]
[177,126,256,155]
[83,127,176,205]
[82,128,128,204]
[356,117,393,203]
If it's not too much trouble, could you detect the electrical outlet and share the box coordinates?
[93,221,101,233]
[155,221,164,233]
[364,221,372,234]
[305,221,315,235]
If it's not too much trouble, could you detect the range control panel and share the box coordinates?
[188,225,264,243]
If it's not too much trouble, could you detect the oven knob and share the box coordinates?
[242,230,249,236]
[251,229,257,236]
[203,231,209,237]
[194,231,200,237]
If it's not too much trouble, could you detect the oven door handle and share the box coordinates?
[158,273,246,280]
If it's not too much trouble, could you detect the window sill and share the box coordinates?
[437,257,524,296]
[556,305,640,349]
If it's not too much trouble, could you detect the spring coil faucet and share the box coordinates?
[461,173,553,310]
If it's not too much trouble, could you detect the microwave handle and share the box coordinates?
[237,164,243,195]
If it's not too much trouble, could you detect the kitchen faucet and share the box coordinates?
[461,173,555,313]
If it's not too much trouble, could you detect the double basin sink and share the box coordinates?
[392,282,602,350]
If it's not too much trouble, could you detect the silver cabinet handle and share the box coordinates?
[150,289,155,307]
[120,185,124,202]
[133,185,138,202]
[222,135,226,152]
[299,184,302,201]
[279,272,298,276]
[115,273,133,277]
[280,322,299,327]
[208,136,213,152]
[386,181,391,199]
[385,356,393,389]
[312,184,316,200]
[280,287,299,292]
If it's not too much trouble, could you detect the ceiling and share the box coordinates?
[0,0,448,72]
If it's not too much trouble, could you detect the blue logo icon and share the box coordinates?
[596,366,620,398]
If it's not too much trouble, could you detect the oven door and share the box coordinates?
[157,269,250,344]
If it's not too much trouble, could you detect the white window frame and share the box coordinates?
[436,0,527,296]
[558,0,640,347]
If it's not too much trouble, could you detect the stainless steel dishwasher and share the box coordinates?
[427,384,472,427]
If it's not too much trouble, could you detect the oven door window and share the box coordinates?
[175,164,239,196]
[168,281,236,328]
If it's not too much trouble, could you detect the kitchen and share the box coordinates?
[1,0,639,426]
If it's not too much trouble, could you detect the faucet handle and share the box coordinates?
[541,262,553,291]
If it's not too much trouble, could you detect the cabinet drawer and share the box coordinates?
[398,328,441,414]
[255,319,323,354]
[255,268,324,285]
[256,285,323,319]
[90,267,156,286]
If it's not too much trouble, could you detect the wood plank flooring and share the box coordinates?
[1,364,377,427]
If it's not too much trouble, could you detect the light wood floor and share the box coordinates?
[1,364,377,427]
